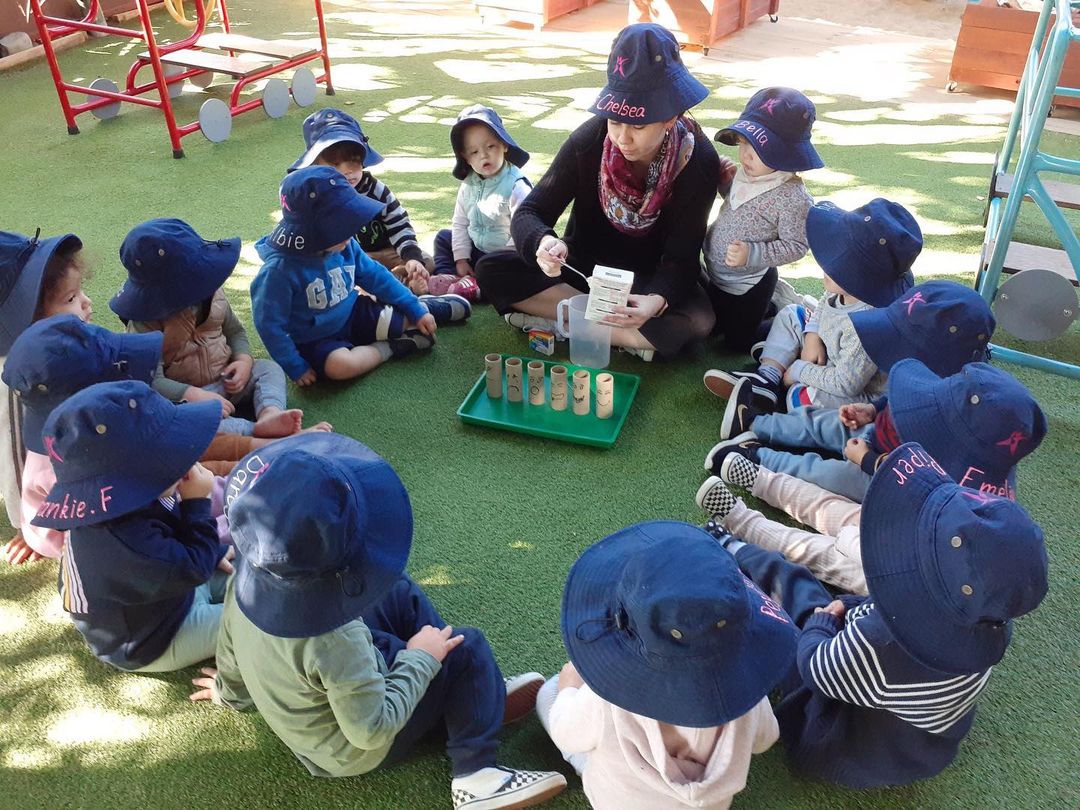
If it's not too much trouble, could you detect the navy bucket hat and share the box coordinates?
[32,380,220,530]
[591,24,709,124]
[562,520,797,727]
[223,433,413,638]
[888,359,1046,500]
[0,229,83,354]
[850,280,995,376]
[289,108,384,172]
[2,315,162,455]
[716,87,824,173]
[268,166,387,255]
[861,442,1048,673]
[111,218,241,322]
[450,105,530,181]
[806,198,922,307]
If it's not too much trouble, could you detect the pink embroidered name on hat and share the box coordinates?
[889,443,947,486]
[733,121,769,146]
[595,93,646,119]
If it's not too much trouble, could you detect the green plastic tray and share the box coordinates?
[457,354,641,449]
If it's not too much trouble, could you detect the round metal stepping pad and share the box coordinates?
[164,65,185,99]
[262,78,290,118]
[198,98,232,143]
[190,70,215,89]
[87,78,121,120]
[993,268,1079,341]
[291,68,317,107]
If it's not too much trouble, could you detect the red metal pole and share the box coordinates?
[313,0,334,95]
[28,0,81,134]
[136,0,187,157]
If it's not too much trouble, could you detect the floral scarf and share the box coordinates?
[598,117,695,236]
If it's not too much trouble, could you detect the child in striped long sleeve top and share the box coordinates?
[290,108,435,290]
[701,442,1048,787]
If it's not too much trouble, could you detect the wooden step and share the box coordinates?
[138,48,273,78]
[195,33,317,61]
[992,173,1080,211]
[986,239,1079,284]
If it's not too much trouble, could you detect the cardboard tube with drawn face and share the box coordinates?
[550,365,568,411]
[595,372,614,419]
[506,357,523,402]
[485,353,503,399]
[528,361,545,405]
[572,369,590,415]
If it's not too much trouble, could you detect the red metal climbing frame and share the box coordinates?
[28,0,334,158]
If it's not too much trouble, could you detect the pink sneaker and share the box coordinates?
[425,274,457,296]
[449,275,481,303]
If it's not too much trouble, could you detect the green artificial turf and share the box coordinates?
[1,3,1078,808]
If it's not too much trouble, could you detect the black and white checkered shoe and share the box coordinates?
[695,476,737,521]
[452,767,566,810]
[721,452,760,490]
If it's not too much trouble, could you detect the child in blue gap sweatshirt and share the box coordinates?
[707,441,1048,787]
[33,379,230,672]
[251,167,470,386]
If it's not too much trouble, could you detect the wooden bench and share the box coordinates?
[473,0,598,31]
[138,48,273,78]
[195,33,317,61]
[949,1,1080,109]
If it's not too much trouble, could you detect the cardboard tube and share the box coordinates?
[596,373,614,419]
[550,365,568,412]
[527,361,545,405]
[505,357,523,402]
[572,369,590,415]
[485,354,502,399]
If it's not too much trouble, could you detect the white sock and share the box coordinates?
[373,341,394,362]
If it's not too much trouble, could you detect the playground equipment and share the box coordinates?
[29,0,333,158]
[978,0,1080,380]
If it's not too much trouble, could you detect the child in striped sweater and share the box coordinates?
[705,442,1048,787]
[290,108,435,292]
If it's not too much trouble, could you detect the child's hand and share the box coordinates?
[815,600,847,621]
[801,332,827,366]
[295,369,317,387]
[415,312,438,337]
[186,386,235,417]
[844,438,871,466]
[455,259,473,278]
[557,661,584,691]
[839,402,876,428]
[407,624,465,663]
[782,365,799,387]
[178,462,214,501]
[404,259,429,281]
[718,156,738,192]
[725,240,750,267]
[189,666,219,702]
[217,545,236,575]
[536,235,568,277]
[4,533,42,566]
[221,355,254,395]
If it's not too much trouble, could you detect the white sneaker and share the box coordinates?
[504,313,558,333]
[620,346,655,362]
[772,277,817,311]
[503,672,544,725]
[452,766,567,810]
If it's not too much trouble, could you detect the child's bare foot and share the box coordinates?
[253,408,304,438]
[300,421,333,433]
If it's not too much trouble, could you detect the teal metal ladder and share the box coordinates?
[979,0,1080,379]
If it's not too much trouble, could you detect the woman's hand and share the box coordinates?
[535,235,568,278]
[607,294,666,330]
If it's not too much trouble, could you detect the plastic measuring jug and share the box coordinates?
[556,294,611,369]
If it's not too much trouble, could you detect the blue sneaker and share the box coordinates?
[420,293,471,325]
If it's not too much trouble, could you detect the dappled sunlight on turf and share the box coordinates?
[48,708,150,746]
[902,150,996,165]
[319,61,396,92]
[508,540,535,551]
[4,745,61,770]
[816,121,1001,147]
[0,600,28,636]
[434,59,581,84]
[415,564,461,588]
[117,676,172,707]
